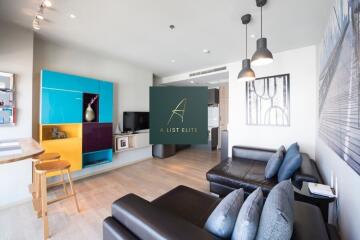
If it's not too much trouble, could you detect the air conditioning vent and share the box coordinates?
[189,66,227,77]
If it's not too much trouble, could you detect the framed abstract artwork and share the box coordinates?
[246,74,290,127]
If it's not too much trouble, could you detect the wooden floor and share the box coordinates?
[0,148,220,240]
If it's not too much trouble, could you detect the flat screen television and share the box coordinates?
[123,112,149,132]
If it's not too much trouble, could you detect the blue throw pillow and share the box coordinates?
[284,142,299,159]
[265,146,285,179]
[231,187,264,240]
[277,153,303,181]
[205,188,245,238]
[255,180,294,240]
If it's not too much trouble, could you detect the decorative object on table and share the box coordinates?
[0,72,16,125]
[246,74,290,126]
[318,0,360,175]
[238,14,256,81]
[308,182,335,198]
[251,0,274,66]
[51,127,67,139]
[85,95,98,122]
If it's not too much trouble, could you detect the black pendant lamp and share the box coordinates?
[238,14,256,81]
[251,0,273,66]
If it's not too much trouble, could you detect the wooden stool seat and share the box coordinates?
[35,160,71,173]
[30,153,62,195]
[34,152,61,161]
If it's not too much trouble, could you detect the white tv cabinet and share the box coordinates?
[113,132,150,152]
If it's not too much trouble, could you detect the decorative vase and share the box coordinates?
[85,105,95,122]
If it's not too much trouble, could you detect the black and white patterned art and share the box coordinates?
[246,74,290,126]
[319,0,360,174]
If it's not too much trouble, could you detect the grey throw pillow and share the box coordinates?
[265,146,285,179]
[256,180,294,240]
[232,187,264,240]
[205,188,245,238]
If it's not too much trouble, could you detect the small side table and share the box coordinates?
[293,182,335,222]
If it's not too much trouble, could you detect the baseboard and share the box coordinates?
[0,196,32,211]
[71,157,149,182]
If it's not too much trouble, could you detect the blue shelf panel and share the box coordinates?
[82,149,113,168]
[42,70,100,93]
[41,88,83,124]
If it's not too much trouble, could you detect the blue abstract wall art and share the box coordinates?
[319,0,360,174]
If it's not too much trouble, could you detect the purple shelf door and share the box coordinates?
[83,123,112,153]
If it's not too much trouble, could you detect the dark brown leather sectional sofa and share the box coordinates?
[206,145,322,197]
[103,185,338,240]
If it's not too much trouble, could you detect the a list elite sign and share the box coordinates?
[150,87,208,144]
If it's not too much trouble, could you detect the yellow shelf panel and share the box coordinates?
[40,123,82,141]
[40,124,82,177]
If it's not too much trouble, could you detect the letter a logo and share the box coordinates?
[167,98,187,125]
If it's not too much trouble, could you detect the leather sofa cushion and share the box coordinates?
[292,201,329,240]
[207,158,277,195]
[111,193,217,240]
[152,185,220,227]
[103,217,139,240]
[232,146,275,162]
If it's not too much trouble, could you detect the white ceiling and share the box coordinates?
[165,71,229,87]
[0,0,332,77]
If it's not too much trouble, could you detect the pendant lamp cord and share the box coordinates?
[261,6,263,38]
[245,24,248,58]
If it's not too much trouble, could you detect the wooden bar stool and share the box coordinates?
[35,160,80,240]
[30,153,61,213]
[30,153,61,192]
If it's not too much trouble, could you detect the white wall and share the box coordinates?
[316,139,360,240]
[228,46,317,158]
[315,42,360,240]
[0,21,34,207]
[33,37,153,180]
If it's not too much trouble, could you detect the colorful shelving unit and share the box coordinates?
[40,70,114,175]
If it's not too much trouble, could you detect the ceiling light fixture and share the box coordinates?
[238,14,256,81]
[171,59,175,63]
[36,14,44,20]
[32,1,52,31]
[70,14,76,19]
[36,6,45,20]
[32,19,40,30]
[42,0,52,8]
[203,49,211,54]
[251,0,273,66]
